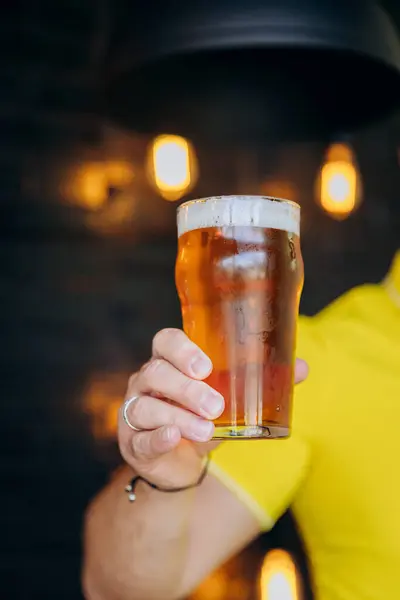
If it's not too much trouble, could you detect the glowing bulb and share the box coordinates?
[267,572,293,600]
[147,134,198,201]
[317,143,361,220]
[320,161,356,211]
[260,549,301,600]
[328,173,350,202]
[154,136,190,189]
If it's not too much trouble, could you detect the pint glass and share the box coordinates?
[176,195,303,439]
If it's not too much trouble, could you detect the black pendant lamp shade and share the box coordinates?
[106,0,400,144]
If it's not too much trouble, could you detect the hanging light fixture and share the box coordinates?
[146,134,198,201]
[105,0,400,145]
[316,142,362,220]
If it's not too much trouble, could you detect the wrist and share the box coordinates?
[125,456,210,502]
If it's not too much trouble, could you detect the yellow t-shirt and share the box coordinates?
[210,252,400,600]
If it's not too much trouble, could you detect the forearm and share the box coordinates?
[83,466,196,600]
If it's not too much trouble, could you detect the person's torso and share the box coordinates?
[293,283,400,600]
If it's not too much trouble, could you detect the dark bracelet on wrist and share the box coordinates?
[125,456,210,502]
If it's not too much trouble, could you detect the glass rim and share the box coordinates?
[177,194,300,212]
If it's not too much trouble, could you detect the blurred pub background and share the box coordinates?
[2,1,400,599]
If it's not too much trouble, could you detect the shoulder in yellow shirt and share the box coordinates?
[210,252,400,600]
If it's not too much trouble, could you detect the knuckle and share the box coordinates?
[118,433,136,464]
[139,359,152,375]
[144,358,164,378]
[120,445,133,466]
[132,432,150,458]
[178,376,201,402]
[139,358,164,387]
[153,327,178,347]
[127,372,138,393]
[153,328,185,353]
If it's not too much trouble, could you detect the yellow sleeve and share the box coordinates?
[209,316,324,530]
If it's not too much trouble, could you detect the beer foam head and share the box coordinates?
[177,195,300,237]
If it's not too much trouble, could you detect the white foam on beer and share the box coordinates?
[177,195,300,237]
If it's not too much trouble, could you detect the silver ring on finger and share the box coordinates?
[123,396,142,431]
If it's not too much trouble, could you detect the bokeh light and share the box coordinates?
[63,160,135,210]
[260,549,301,600]
[146,134,198,201]
[317,143,361,219]
[83,373,127,440]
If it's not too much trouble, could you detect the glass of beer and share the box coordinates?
[175,195,303,439]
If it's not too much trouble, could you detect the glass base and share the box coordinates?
[212,424,289,440]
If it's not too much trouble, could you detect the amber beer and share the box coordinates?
[176,196,303,439]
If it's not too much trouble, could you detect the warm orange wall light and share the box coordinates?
[317,143,362,220]
[146,134,198,201]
